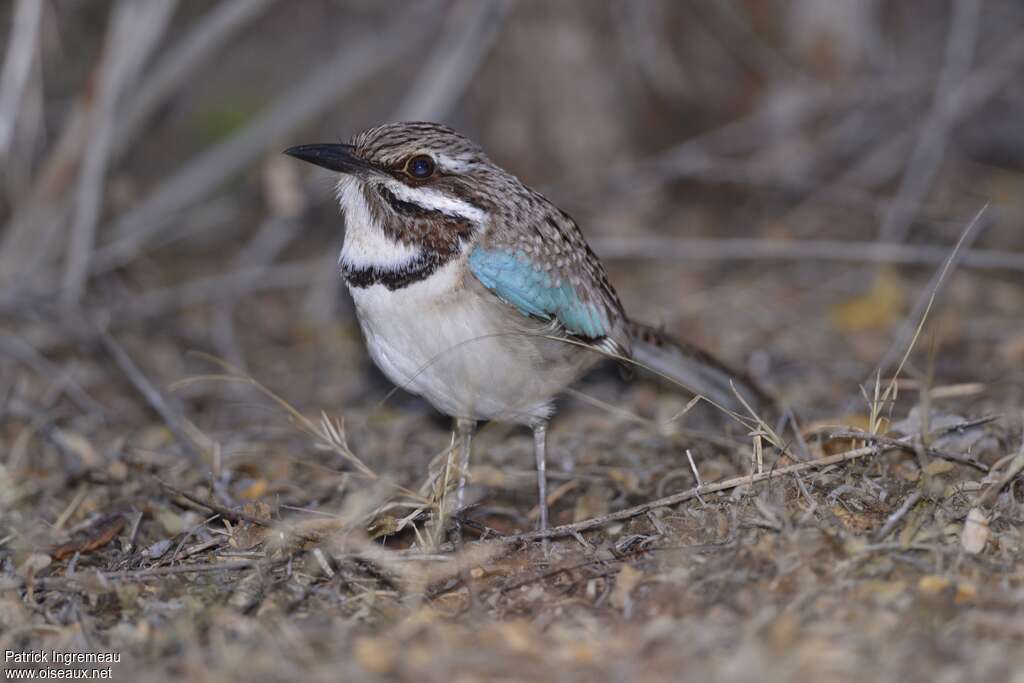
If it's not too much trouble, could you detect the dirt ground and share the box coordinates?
[2,2,1024,682]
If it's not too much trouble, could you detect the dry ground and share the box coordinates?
[2,2,1024,682]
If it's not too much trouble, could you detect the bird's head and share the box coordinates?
[285,122,522,257]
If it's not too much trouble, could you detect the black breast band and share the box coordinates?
[343,252,449,291]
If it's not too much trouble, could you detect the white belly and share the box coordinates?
[349,259,572,425]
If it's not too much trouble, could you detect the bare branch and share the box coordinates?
[90,2,446,277]
[60,0,178,307]
[590,236,1024,272]
[877,0,981,243]
[114,0,278,158]
[0,0,42,156]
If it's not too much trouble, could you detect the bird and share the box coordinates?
[284,122,771,545]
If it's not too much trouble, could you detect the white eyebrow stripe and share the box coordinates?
[382,178,485,224]
[434,153,476,173]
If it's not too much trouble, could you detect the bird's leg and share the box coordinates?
[455,418,476,520]
[532,420,550,557]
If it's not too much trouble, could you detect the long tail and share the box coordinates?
[627,320,776,417]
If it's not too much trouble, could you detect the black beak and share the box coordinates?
[283,143,377,176]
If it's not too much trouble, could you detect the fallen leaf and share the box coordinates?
[237,478,268,500]
[52,515,125,560]
[831,268,905,333]
[917,575,951,595]
[954,581,978,605]
[142,539,173,559]
[961,507,989,554]
[158,509,186,535]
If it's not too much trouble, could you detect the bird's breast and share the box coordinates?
[346,259,588,424]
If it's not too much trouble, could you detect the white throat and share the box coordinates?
[336,176,421,272]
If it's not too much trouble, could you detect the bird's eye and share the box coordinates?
[406,154,435,179]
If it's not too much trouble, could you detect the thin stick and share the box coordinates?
[827,430,989,472]
[0,560,271,593]
[848,204,989,418]
[504,441,894,543]
[159,480,270,527]
[978,421,1024,507]
[61,0,177,307]
[91,2,445,276]
[97,328,202,462]
[876,0,980,243]
[113,0,277,157]
[873,490,923,542]
[504,414,996,544]
[393,0,512,121]
[589,237,1024,272]
[0,0,43,155]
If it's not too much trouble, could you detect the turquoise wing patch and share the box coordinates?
[468,248,610,339]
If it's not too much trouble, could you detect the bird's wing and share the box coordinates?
[467,208,628,352]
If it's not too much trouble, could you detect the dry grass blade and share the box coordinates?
[171,353,376,478]
[862,204,990,425]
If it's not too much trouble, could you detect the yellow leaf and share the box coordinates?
[917,575,951,595]
[831,268,905,332]
[238,479,268,500]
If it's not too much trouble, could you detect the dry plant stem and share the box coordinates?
[394,0,513,121]
[90,1,445,277]
[876,0,980,243]
[0,333,105,415]
[97,328,202,462]
[873,490,924,542]
[120,259,316,321]
[113,0,277,158]
[850,204,989,418]
[589,237,1024,273]
[174,355,376,478]
[160,481,271,527]
[61,0,177,308]
[0,560,275,593]
[0,0,42,156]
[828,430,989,472]
[160,480,325,547]
[505,440,898,544]
[880,205,988,381]
[979,454,1024,507]
[505,415,992,544]
[978,428,1024,507]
